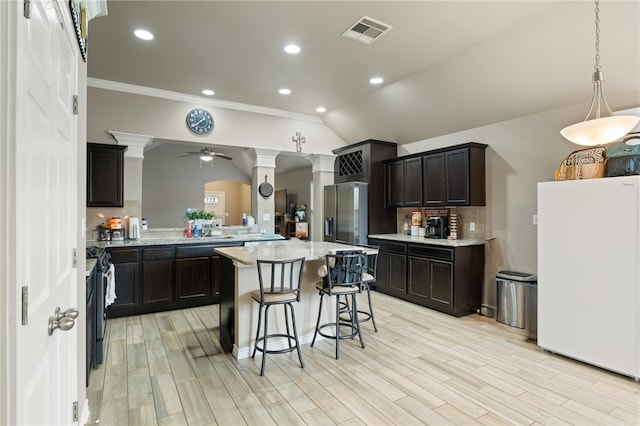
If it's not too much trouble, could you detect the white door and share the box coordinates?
[11,0,80,423]
[205,190,226,224]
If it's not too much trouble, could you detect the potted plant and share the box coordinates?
[295,204,306,222]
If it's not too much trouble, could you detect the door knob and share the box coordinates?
[48,306,78,336]
[54,307,79,321]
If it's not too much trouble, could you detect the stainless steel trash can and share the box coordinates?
[496,271,537,336]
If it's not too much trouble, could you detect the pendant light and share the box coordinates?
[560,0,639,146]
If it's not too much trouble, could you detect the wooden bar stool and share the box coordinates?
[251,257,305,376]
[311,251,366,359]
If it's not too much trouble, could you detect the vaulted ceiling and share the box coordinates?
[88,1,640,145]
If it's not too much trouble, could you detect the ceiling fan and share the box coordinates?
[179,147,232,162]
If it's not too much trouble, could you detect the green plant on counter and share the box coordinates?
[184,209,216,220]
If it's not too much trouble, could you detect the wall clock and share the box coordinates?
[186,108,214,135]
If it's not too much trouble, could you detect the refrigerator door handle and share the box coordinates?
[325,217,334,237]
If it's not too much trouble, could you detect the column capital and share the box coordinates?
[108,131,153,159]
[246,148,279,169]
[308,153,336,173]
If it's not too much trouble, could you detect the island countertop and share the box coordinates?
[216,239,377,359]
[215,239,375,265]
[87,233,284,249]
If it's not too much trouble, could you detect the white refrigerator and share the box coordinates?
[537,176,640,379]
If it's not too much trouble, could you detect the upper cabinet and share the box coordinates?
[386,157,423,207]
[87,143,127,207]
[386,142,487,207]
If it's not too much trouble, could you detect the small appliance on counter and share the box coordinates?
[425,216,449,239]
[109,216,125,241]
[128,217,140,240]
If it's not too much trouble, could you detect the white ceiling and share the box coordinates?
[88,1,640,150]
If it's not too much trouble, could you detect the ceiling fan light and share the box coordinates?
[200,155,213,161]
[560,115,640,146]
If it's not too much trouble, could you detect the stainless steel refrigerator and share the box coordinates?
[324,182,368,245]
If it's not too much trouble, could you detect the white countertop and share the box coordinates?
[368,233,486,247]
[215,239,375,266]
[87,233,285,249]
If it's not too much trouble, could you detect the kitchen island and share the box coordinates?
[216,239,376,359]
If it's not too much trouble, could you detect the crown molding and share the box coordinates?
[88,78,323,124]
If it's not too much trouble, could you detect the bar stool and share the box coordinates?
[311,251,366,359]
[340,244,379,332]
[251,257,305,376]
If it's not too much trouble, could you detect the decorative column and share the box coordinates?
[247,148,279,234]
[309,154,335,242]
[108,131,153,214]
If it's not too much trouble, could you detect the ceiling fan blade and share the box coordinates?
[179,153,198,157]
[213,153,232,160]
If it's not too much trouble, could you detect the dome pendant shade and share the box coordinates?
[560,0,640,146]
[561,115,640,146]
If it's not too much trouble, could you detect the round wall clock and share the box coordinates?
[186,108,214,135]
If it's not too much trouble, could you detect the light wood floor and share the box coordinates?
[86,291,640,426]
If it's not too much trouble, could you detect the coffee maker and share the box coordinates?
[425,216,449,239]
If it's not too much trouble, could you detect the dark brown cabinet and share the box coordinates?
[386,160,404,207]
[369,239,406,296]
[386,157,423,207]
[107,243,234,318]
[388,142,487,207]
[142,247,174,307]
[86,143,127,207]
[108,248,141,317]
[175,244,220,304]
[422,153,446,206]
[370,239,484,317]
[443,145,486,206]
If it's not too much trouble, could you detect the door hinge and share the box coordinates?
[21,286,28,325]
[72,248,78,268]
[72,401,78,422]
[23,0,30,18]
[72,95,78,115]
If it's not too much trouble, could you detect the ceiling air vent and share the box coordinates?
[342,16,392,45]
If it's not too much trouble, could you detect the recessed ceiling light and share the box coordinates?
[316,106,327,113]
[279,88,291,95]
[134,29,154,41]
[284,44,301,54]
[202,89,215,96]
[370,77,384,85]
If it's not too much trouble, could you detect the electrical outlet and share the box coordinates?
[469,222,476,232]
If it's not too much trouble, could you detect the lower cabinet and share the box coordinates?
[142,247,175,307]
[107,243,232,318]
[373,240,407,296]
[369,238,484,317]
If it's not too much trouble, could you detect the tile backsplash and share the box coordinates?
[86,200,142,240]
[396,206,486,240]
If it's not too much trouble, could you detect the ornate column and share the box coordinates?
[108,131,152,212]
[309,154,335,241]
[247,148,279,234]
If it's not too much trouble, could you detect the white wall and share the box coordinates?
[275,167,313,211]
[142,143,250,227]
[87,86,347,153]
